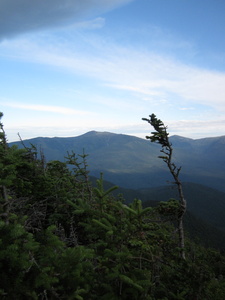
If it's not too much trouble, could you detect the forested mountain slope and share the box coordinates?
[140,182,225,230]
[10,131,225,192]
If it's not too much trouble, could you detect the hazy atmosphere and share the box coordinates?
[1,0,225,142]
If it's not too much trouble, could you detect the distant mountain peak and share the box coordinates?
[9,131,225,193]
[84,130,115,136]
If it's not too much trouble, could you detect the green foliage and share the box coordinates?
[157,198,180,217]
[0,111,225,299]
[142,113,170,147]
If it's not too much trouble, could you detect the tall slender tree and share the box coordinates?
[142,113,186,259]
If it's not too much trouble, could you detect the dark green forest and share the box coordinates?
[1,111,225,299]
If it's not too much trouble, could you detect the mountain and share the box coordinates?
[10,131,225,192]
[9,132,225,249]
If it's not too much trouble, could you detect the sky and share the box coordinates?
[0,0,225,142]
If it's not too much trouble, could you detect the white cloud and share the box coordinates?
[1,101,94,115]
[0,0,133,39]
[4,35,224,112]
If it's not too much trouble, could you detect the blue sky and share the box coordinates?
[0,0,225,142]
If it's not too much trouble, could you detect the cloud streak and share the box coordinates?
[1,101,94,116]
[0,0,133,39]
[3,35,225,112]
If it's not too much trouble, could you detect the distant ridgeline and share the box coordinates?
[10,131,225,192]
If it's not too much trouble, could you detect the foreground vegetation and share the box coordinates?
[1,112,225,299]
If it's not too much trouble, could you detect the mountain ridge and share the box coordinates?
[9,131,225,248]
[10,131,225,192]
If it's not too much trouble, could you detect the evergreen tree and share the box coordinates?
[142,113,186,259]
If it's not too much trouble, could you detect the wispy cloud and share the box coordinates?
[1,101,94,115]
[2,34,224,112]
